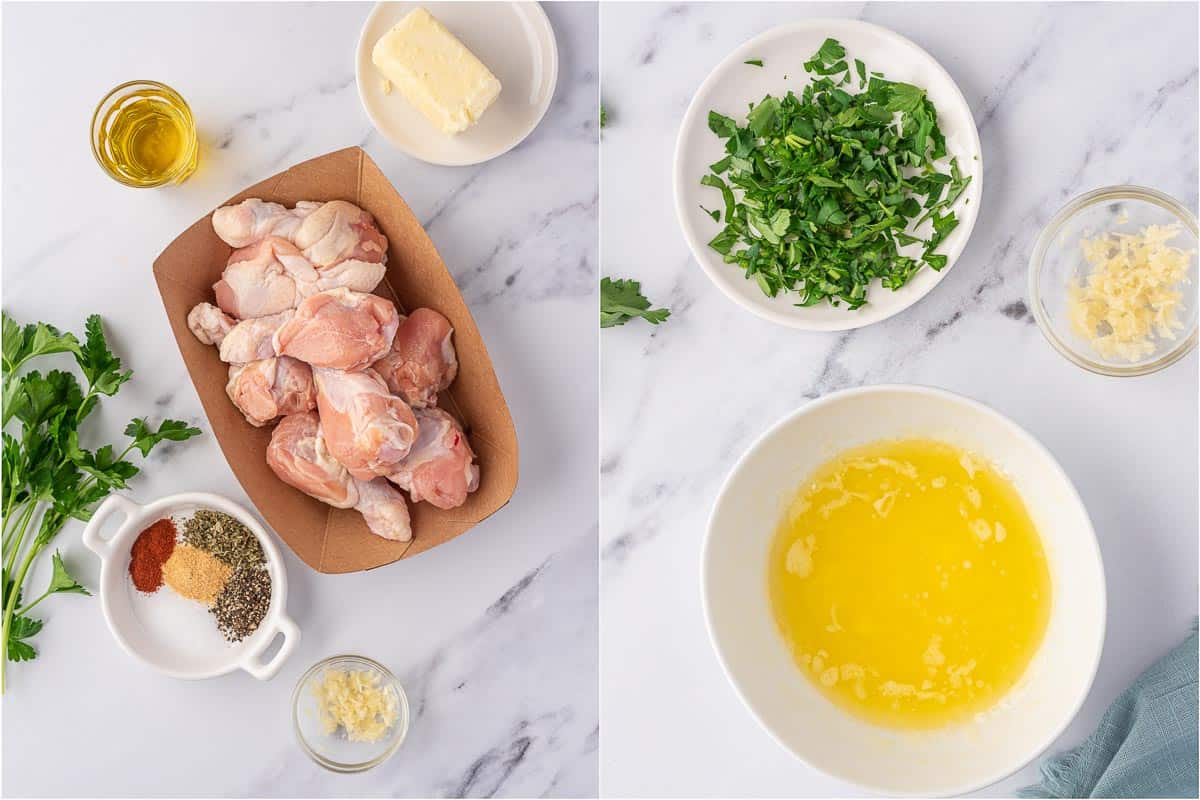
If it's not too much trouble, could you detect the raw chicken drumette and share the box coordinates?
[225,356,316,427]
[187,302,236,346]
[389,407,479,509]
[292,200,388,267]
[274,288,399,370]
[266,411,356,508]
[373,308,458,408]
[353,477,414,542]
[213,237,312,319]
[212,199,320,248]
[313,367,418,480]
[218,309,294,364]
[266,411,412,541]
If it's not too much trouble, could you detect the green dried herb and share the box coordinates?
[181,509,264,569]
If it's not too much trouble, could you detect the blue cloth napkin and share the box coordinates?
[1019,620,1198,798]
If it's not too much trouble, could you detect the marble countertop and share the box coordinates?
[2,2,597,796]
[600,3,1197,797]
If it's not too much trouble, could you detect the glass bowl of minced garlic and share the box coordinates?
[292,655,410,773]
[1030,185,1197,376]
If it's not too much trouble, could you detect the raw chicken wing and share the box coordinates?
[351,477,413,542]
[292,201,388,267]
[226,356,316,427]
[213,237,316,319]
[313,366,418,480]
[266,411,357,508]
[267,412,414,541]
[187,302,236,346]
[212,199,320,248]
[389,407,479,509]
[273,288,399,370]
[218,309,293,364]
[373,308,457,408]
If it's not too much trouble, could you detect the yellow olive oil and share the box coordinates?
[768,438,1051,730]
[92,82,197,187]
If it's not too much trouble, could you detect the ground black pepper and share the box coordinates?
[211,565,272,642]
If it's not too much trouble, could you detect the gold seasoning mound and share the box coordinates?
[313,668,399,743]
[161,544,232,605]
[1068,223,1194,362]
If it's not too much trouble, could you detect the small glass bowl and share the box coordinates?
[1029,185,1198,377]
[90,80,198,188]
[292,655,410,773]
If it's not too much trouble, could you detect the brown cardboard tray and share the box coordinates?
[152,146,518,573]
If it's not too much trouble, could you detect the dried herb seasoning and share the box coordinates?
[211,565,271,643]
[181,509,264,569]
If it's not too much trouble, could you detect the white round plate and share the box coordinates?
[356,1,558,167]
[674,19,983,330]
[702,386,1105,796]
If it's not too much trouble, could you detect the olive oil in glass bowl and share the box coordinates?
[91,80,198,187]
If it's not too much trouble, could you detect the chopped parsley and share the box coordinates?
[702,37,972,309]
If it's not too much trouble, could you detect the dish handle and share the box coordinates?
[241,614,301,681]
[81,495,142,562]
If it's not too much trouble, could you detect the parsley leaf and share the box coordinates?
[75,315,131,397]
[7,614,41,662]
[45,552,89,597]
[124,417,203,457]
[600,277,671,328]
[1,314,80,378]
[744,59,764,67]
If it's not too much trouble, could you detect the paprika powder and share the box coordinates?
[129,518,176,592]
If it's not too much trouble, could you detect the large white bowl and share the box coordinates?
[674,19,982,330]
[82,492,300,680]
[702,386,1105,796]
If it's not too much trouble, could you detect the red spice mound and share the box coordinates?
[129,518,177,593]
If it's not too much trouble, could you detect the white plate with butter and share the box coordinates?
[356,2,558,166]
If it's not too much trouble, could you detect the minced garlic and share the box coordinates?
[313,668,399,743]
[1068,223,1194,362]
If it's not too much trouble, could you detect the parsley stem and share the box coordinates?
[2,500,28,547]
[1,528,42,693]
[3,502,36,575]
[16,589,51,618]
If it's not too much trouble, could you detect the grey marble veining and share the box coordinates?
[601,3,1197,797]
[1,2,597,797]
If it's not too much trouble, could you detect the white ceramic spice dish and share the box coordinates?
[356,1,559,166]
[675,19,983,330]
[82,491,300,680]
[702,385,1106,796]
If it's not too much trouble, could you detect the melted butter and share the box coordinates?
[768,438,1051,729]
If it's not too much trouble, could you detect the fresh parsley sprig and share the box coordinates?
[702,37,972,309]
[0,312,202,688]
[601,277,671,328]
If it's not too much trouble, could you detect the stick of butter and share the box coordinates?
[372,8,502,135]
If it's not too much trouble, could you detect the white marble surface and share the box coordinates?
[2,2,597,796]
[601,3,1197,797]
